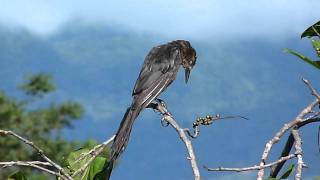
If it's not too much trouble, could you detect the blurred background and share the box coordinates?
[0,0,319,179]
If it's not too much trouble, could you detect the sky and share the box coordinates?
[0,1,320,180]
[0,0,319,39]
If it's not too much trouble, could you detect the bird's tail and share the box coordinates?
[104,105,141,180]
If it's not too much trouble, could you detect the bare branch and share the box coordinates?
[270,78,320,178]
[258,79,320,179]
[0,161,65,179]
[71,135,115,177]
[303,78,320,102]
[292,128,304,180]
[151,101,201,180]
[256,99,318,180]
[0,130,72,180]
[205,154,296,172]
[205,79,319,180]
[0,161,52,167]
[270,117,320,177]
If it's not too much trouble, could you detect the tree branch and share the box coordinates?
[0,130,72,180]
[150,101,201,180]
[303,78,320,102]
[205,154,296,172]
[256,99,319,180]
[257,79,320,180]
[0,161,65,178]
[292,128,304,180]
[205,79,319,180]
[0,161,52,168]
[269,117,320,177]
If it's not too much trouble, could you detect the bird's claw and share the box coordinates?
[161,118,169,127]
[156,98,167,108]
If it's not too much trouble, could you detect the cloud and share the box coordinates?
[0,0,318,39]
[0,0,70,34]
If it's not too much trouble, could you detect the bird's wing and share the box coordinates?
[132,46,180,107]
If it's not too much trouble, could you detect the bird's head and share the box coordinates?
[174,40,197,83]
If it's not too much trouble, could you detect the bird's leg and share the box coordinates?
[155,98,167,109]
[155,98,170,127]
[160,117,170,127]
[147,98,167,110]
[146,98,170,127]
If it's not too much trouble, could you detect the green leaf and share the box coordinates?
[279,164,295,179]
[65,148,109,180]
[59,101,84,119]
[65,148,91,180]
[301,21,320,38]
[87,157,107,180]
[82,139,99,149]
[20,73,55,97]
[8,171,28,180]
[285,48,320,69]
[311,39,320,57]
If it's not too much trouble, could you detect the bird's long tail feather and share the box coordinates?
[104,105,141,180]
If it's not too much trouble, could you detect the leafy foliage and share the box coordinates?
[0,74,100,179]
[283,19,320,180]
[63,148,108,180]
[278,164,294,179]
[66,149,92,179]
[287,20,320,70]
[8,171,28,180]
[285,49,320,69]
[301,21,320,38]
[20,74,55,97]
[311,39,320,57]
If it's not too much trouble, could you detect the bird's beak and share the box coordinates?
[185,68,191,83]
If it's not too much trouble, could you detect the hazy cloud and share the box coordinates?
[0,0,318,39]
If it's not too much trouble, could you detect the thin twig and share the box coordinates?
[152,101,201,180]
[256,99,318,180]
[0,161,52,167]
[303,79,320,102]
[205,154,296,172]
[72,135,115,177]
[0,161,65,179]
[257,79,320,179]
[292,128,304,180]
[0,130,72,180]
[269,117,320,177]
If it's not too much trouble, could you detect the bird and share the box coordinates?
[104,40,197,180]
